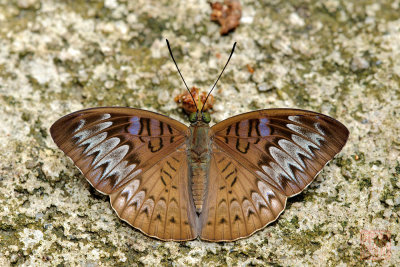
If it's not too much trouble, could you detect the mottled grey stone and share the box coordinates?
[0,0,399,266]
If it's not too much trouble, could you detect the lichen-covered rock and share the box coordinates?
[0,0,399,265]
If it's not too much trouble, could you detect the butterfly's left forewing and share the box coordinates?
[200,109,349,241]
[50,107,198,241]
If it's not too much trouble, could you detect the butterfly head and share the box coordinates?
[189,111,211,124]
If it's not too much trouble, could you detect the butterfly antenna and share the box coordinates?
[201,42,237,113]
[166,39,198,113]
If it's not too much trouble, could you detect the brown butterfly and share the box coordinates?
[50,40,349,242]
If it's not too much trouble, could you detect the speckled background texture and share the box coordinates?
[0,0,399,266]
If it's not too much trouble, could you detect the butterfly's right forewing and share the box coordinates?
[199,109,349,241]
[51,107,198,241]
[211,109,349,197]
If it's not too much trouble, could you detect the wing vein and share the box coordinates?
[234,163,263,229]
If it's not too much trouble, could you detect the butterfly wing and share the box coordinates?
[50,107,198,241]
[110,148,198,241]
[199,145,287,241]
[200,109,349,241]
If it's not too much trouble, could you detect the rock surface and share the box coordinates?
[0,0,399,265]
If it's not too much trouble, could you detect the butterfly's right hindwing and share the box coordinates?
[199,146,287,241]
[51,107,198,241]
[200,109,349,241]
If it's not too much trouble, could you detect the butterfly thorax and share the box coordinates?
[187,121,212,214]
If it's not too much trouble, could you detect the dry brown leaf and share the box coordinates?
[210,0,242,35]
[174,87,214,114]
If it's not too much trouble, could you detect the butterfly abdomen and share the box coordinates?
[187,123,212,214]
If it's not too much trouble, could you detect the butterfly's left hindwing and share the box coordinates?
[110,149,198,241]
[50,107,198,241]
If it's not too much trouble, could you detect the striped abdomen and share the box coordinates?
[187,122,212,214]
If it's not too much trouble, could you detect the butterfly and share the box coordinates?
[50,40,349,242]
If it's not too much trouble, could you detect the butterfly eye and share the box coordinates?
[202,112,211,123]
[189,112,198,123]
